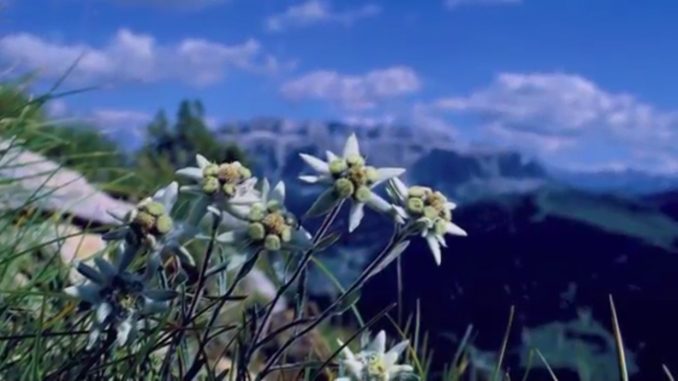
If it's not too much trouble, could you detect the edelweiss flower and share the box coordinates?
[299,133,404,232]
[216,180,312,253]
[387,178,466,265]
[105,182,195,269]
[337,330,414,381]
[176,154,259,210]
[64,256,176,348]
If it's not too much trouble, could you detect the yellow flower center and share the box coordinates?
[407,187,451,222]
[366,354,387,379]
[263,212,287,235]
[218,163,242,184]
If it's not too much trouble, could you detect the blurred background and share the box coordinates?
[1,1,677,380]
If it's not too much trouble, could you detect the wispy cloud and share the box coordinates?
[445,0,522,10]
[280,66,421,110]
[0,29,288,86]
[433,72,678,173]
[266,0,381,32]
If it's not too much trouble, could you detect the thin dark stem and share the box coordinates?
[248,201,345,358]
[183,249,262,379]
[257,225,404,379]
[160,212,220,378]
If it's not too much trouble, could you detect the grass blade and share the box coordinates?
[609,295,629,381]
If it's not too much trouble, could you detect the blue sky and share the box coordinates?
[1,0,677,173]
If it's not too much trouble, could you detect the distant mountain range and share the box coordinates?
[215,118,678,198]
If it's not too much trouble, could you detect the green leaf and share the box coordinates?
[304,187,341,218]
[314,231,342,251]
[365,240,411,281]
[335,288,361,316]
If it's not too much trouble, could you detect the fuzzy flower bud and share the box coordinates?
[408,186,430,198]
[248,223,266,241]
[434,218,447,236]
[424,206,439,220]
[406,197,424,214]
[144,201,166,217]
[202,176,220,194]
[203,164,219,177]
[443,208,452,221]
[334,178,355,198]
[134,211,156,231]
[222,183,236,197]
[264,234,281,251]
[346,154,365,167]
[248,204,266,221]
[280,227,292,243]
[355,186,372,203]
[266,200,282,212]
[329,159,347,175]
[238,166,252,179]
[155,215,173,234]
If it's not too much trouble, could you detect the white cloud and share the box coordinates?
[433,72,678,173]
[87,109,152,147]
[445,0,522,9]
[266,0,381,32]
[0,29,286,86]
[280,66,421,110]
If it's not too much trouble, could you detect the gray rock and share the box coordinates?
[0,138,134,224]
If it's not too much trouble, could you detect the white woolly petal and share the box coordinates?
[96,302,112,323]
[87,328,101,349]
[393,205,408,222]
[446,222,467,237]
[260,179,271,202]
[367,330,386,354]
[372,167,406,186]
[94,257,117,282]
[64,284,101,304]
[426,234,442,265]
[116,316,136,346]
[384,340,410,367]
[365,192,392,214]
[216,230,240,244]
[230,192,260,205]
[389,364,414,376]
[343,133,361,158]
[299,153,330,174]
[196,154,210,169]
[348,202,365,233]
[326,150,339,162]
[160,182,179,210]
[290,228,313,250]
[179,185,202,194]
[389,177,409,202]
[175,167,203,181]
[337,339,356,361]
[240,177,258,191]
[437,234,448,248]
[271,181,286,204]
[225,204,252,221]
[446,201,457,210]
[299,175,320,184]
[344,359,364,378]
